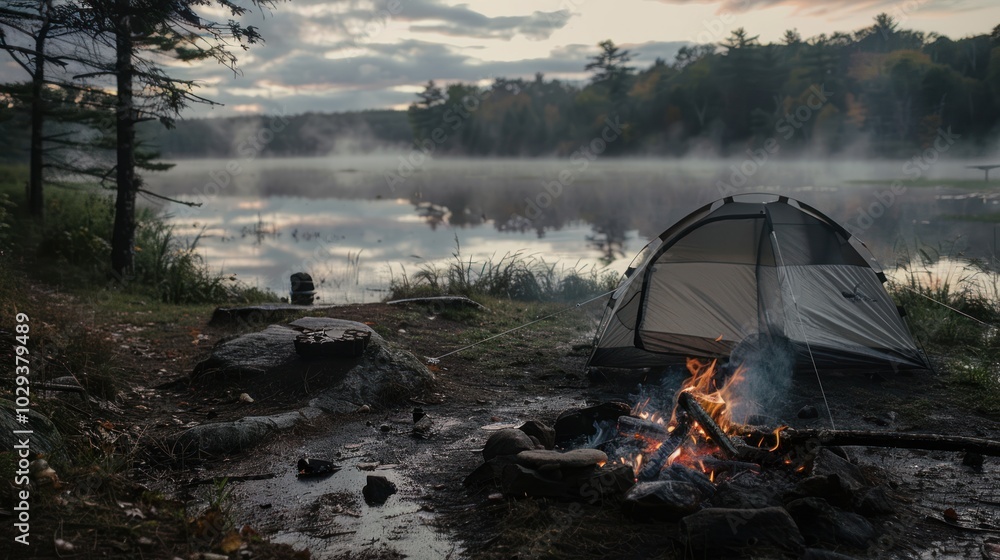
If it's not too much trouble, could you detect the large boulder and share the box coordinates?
[192,318,433,413]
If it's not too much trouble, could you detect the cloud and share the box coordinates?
[650,0,980,17]
[286,0,573,42]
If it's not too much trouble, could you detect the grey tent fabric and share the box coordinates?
[588,194,929,371]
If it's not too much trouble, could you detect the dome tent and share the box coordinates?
[587,194,929,372]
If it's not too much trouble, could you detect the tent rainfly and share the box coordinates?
[587,194,929,372]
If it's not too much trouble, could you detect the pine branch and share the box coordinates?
[138,189,201,207]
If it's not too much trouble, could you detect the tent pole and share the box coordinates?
[770,231,837,431]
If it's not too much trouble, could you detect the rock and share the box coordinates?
[798,404,819,419]
[623,481,702,520]
[554,402,631,444]
[363,475,397,505]
[192,318,433,413]
[812,448,866,493]
[0,398,64,459]
[786,497,876,549]
[681,507,804,556]
[857,485,899,516]
[297,458,339,477]
[173,407,322,456]
[515,449,608,470]
[660,464,715,499]
[501,464,569,498]
[463,456,517,487]
[571,465,634,502]
[962,451,984,471]
[518,420,556,450]
[413,415,434,437]
[791,474,854,508]
[208,304,343,327]
[483,428,535,460]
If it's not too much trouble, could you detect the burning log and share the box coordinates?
[616,415,670,440]
[678,391,740,459]
[637,415,690,481]
[734,426,1000,457]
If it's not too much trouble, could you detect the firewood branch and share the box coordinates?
[733,425,1000,457]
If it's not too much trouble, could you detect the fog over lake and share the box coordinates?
[143,156,1000,303]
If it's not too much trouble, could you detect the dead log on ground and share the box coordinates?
[733,426,1000,457]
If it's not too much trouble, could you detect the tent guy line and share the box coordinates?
[424,288,616,364]
[897,284,992,328]
[771,229,836,431]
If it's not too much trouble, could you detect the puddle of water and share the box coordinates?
[228,447,457,557]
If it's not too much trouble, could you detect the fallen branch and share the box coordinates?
[733,426,1000,457]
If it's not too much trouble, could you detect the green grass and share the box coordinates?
[388,236,619,303]
[888,247,1000,414]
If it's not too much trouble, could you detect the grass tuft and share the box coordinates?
[389,236,618,303]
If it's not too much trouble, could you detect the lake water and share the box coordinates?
[143,156,1000,303]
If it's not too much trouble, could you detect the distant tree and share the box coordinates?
[782,29,802,46]
[673,44,715,69]
[721,28,760,52]
[585,39,635,104]
[73,0,276,278]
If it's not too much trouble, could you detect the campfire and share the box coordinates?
[611,357,788,483]
[465,355,1000,556]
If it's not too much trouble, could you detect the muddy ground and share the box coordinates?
[5,292,1000,559]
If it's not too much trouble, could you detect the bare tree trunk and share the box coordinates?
[110,0,135,278]
[27,0,52,219]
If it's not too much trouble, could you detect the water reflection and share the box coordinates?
[143,157,1000,303]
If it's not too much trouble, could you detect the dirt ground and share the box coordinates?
[4,289,1000,559]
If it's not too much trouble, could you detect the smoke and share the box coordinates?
[724,333,796,425]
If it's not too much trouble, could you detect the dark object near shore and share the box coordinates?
[290,272,316,305]
[297,458,339,477]
[294,328,371,358]
[363,475,397,505]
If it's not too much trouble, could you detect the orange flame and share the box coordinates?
[769,426,787,452]
[672,358,746,434]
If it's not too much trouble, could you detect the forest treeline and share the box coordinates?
[6,13,1000,166]
[409,16,1000,157]
[130,15,1000,159]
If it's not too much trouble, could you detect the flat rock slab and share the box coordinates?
[209,304,343,327]
[386,296,488,312]
[174,407,323,456]
[516,449,608,470]
[192,318,433,413]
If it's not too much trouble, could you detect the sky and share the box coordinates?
[4,0,1000,118]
